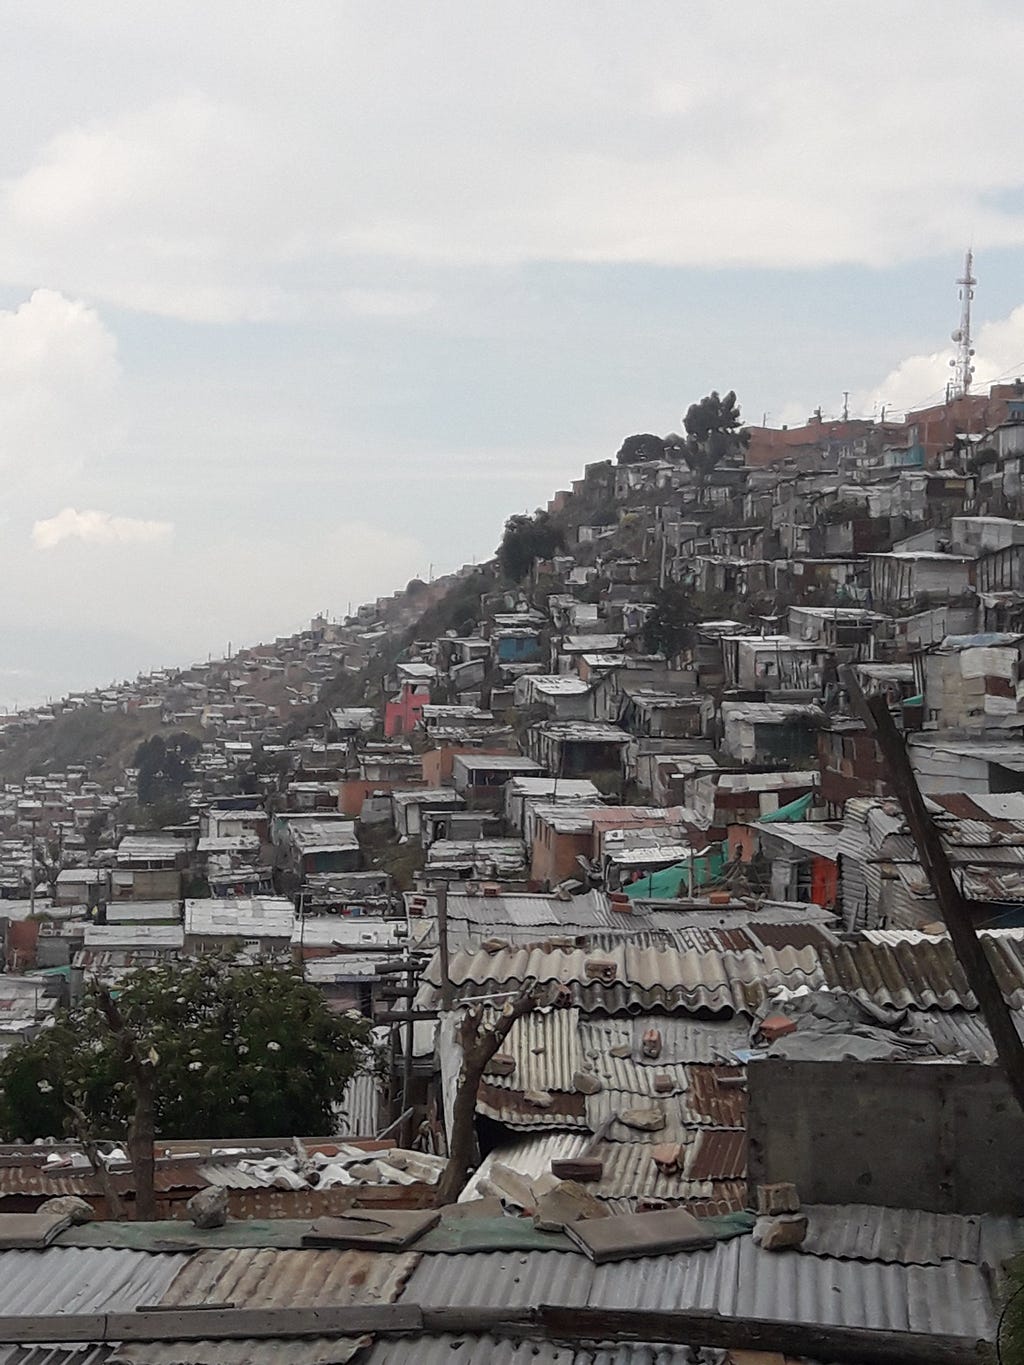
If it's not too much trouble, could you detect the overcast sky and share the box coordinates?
[4,1,1024,709]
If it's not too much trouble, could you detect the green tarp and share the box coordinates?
[622,845,725,900]
[757,792,813,823]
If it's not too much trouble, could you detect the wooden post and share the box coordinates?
[842,666,1024,1117]
[437,878,453,1011]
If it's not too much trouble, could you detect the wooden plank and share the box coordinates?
[0,1306,423,1344]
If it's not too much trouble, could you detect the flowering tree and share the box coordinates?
[0,957,376,1215]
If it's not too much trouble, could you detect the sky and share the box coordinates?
[5,1,1024,708]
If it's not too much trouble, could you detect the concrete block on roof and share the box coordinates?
[757,1182,801,1215]
[533,1179,608,1232]
[0,1210,73,1248]
[564,1205,715,1262]
[619,1105,667,1132]
[753,1212,809,1250]
[572,1070,602,1095]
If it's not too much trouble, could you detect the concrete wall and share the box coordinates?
[748,1059,1024,1214]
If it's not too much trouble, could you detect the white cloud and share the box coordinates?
[0,288,120,481]
[32,508,173,550]
[861,302,1024,418]
[3,4,1024,320]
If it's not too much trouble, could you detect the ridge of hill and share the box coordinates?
[0,445,743,788]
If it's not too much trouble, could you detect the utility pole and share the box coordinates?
[436,878,453,1011]
[29,816,36,915]
[843,667,1024,1117]
[949,248,977,399]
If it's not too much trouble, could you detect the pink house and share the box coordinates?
[384,682,430,738]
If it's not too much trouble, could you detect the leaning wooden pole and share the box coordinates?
[842,666,1024,1116]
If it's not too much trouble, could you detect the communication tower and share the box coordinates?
[948,250,977,399]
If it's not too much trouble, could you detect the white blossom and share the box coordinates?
[267,1041,281,1052]
[36,1079,53,1094]
[188,1061,203,1072]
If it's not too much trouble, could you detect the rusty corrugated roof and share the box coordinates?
[685,1129,748,1181]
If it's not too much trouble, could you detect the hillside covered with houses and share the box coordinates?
[4,382,1024,1358]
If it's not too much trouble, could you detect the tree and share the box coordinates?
[134,732,202,808]
[616,433,666,465]
[0,956,376,1168]
[679,390,750,497]
[642,584,699,659]
[496,511,565,583]
[434,987,541,1206]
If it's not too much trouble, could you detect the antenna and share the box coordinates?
[948,249,977,399]
[842,391,849,422]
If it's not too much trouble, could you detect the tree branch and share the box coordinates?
[434,986,542,1207]
[95,985,157,1221]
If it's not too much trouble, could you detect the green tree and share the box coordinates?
[642,584,699,659]
[677,389,750,498]
[496,510,565,583]
[0,957,376,1145]
[134,732,201,807]
[616,433,666,465]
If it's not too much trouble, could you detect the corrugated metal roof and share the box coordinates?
[584,1091,693,1143]
[586,1236,996,1337]
[396,1236,996,1340]
[364,1338,697,1365]
[402,1249,593,1309]
[113,1340,367,1365]
[110,1247,419,1365]
[483,1008,582,1093]
[363,1339,576,1365]
[684,1067,747,1127]
[685,1129,747,1181]
[0,1247,187,1316]
[477,1081,588,1131]
[157,1246,419,1308]
[798,1205,1024,1266]
[0,1350,112,1365]
[464,1132,745,1206]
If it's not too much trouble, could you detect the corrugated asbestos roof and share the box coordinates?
[426,942,824,1015]
[816,935,1024,1011]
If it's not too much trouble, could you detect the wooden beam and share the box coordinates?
[0,1304,992,1362]
[841,666,1024,1116]
[0,1306,423,1344]
[530,1306,992,1365]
